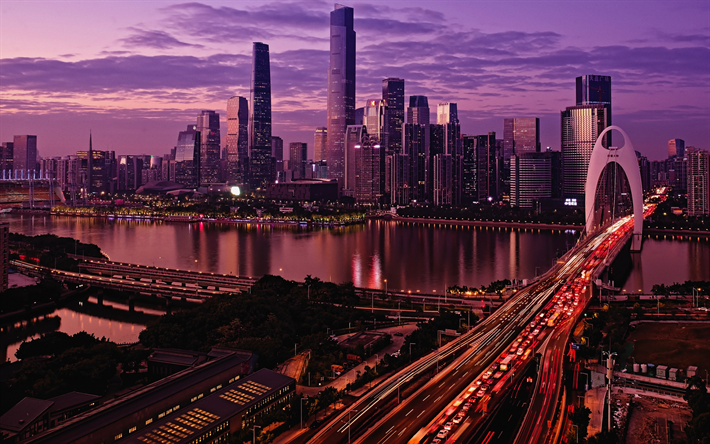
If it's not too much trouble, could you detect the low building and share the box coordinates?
[25,348,256,444]
[123,369,295,444]
[264,179,339,201]
[0,393,99,443]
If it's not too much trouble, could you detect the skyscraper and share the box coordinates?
[363,99,386,142]
[344,125,366,195]
[561,105,610,203]
[510,153,552,208]
[474,132,498,202]
[382,78,404,154]
[327,4,356,188]
[249,42,273,189]
[355,135,384,204]
[668,139,685,158]
[687,147,709,216]
[272,136,284,173]
[576,75,612,142]
[174,125,200,188]
[407,96,430,125]
[503,118,540,159]
[196,111,220,185]
[13,135,37,177]
[461,136,477,205]
[0,142,13,176]
[403,123,430,202]
[289,142,307,179]
[314,127,327,162]
[226,96,249,183]
[437,103,462,205]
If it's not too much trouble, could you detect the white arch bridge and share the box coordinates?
[584,125,644,251]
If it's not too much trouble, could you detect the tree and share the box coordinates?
[570,405,591,441]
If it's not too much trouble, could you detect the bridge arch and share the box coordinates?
[584,125,644,251]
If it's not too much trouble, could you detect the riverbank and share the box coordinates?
[389,215,582,231]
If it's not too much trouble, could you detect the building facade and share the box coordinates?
[174,126,200,188]
[382,78,404,154]
[12,135,38,177]
[687,148,709,216]
[196,111,220,185]
[326,4,356,188]
[510,152,552,208]
[226,96,249,183]
[314,127,327,162]
[668,138,685,159]
[407,96,430,125]
[249,42,273,189]
[288,142,307,179]
[561,105,610,204]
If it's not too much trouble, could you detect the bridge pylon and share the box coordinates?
[584,125,644,252]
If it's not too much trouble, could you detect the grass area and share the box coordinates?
[627,323,710,373]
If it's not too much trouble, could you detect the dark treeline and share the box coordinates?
[139,275,377,369]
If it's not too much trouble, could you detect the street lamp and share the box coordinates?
[252,425,261,444]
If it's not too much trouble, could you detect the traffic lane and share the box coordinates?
[358,317,535,444]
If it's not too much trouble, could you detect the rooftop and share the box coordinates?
[124,369,294,444]
[0,397,53,433]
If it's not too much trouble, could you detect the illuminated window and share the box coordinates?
[114,433,123,440]
[145,418,153,425]
[129,426,137,433]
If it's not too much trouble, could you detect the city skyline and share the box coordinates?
[1,1,708,161]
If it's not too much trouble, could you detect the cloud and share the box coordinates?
[121,28,204,50]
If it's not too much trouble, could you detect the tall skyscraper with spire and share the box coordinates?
[327,4,356,188]
[248,42,273,189]
[226,96,249,183]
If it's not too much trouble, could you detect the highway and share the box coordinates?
[310,189,665,444]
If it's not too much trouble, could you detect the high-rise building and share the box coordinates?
[407,96,430,125]
[1,142,14,175]
[344,125,366,195]
[475,132,498,202]
[510,153,552,208]
[272,136,284,173]
[503,118,540,159]
[403,123,430,203]
[226,96,249,183]
[382,78,404,154]
[687,147,709,216]
[561,105,610,203]
[636,151,651,192]
[249,42,273,189]
[0,222,8,292]
[363,99,386,143]
[327,4,356,188]
[671,153,689,193]
[354,107,364,125]
[461,135,477,205]
[13,135,38,177]
[576,75,612,143]
[174,125,201,188]
[436,103,462,205]
[196,111,220,185]
[355,135,384,204]
[386,153,410,205]
[314,127,327,162]
[289,142,307,179]
[668,138,685,159]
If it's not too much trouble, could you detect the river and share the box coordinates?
[2,214,708,359]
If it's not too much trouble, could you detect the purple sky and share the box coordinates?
[1,0,709,161]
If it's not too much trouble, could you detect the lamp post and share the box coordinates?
[252,425,261,444]
[307,284,311,300]
[398,302,401,326]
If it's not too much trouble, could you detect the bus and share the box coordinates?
[547,310,562,327]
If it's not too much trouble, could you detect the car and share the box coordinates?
[462,404,471,411]
[482,371,493,380]
[437,430,449,439]
[476,390,486,397]
[432,440,441,444]
[394,332,404,336]
[453,415,464,424]
[444,422,453,430]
